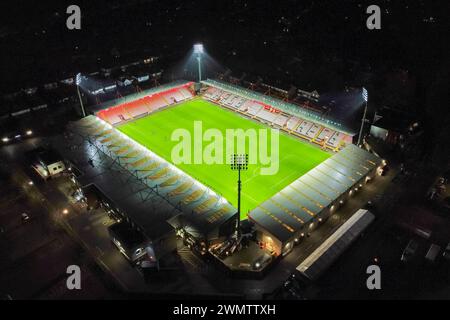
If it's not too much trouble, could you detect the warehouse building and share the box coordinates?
[296,209,375,280]
[248,144,383,256]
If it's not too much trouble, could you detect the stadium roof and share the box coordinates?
[248,144,381,243]
[202,79,354,135]
[89,80,194,114]
[66,115,237,236]
[53,133,177,240]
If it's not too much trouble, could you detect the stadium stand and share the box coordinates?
[326,131,350,149]
[69,115,237,239]
[315,127,335,143]
[97,82,194,125]
[202,79,355,151]
[296,120,314,137]
[248,144,382,256]
[239,100,252,112]
[147,95,168,110]
[247,102,263,116]
[306,123,322,139]
[286,116,301,131]
[125,98,151,118]
[255,108,278,123]
[273,114,289,127]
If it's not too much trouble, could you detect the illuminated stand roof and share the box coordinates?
[70,115,237,234]
[248,144,381,243]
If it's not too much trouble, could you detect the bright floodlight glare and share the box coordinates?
[362,87,368,102]
[194,44,204,54]
[76,73,81,85]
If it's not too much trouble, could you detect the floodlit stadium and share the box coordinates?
[69,74,383,258]
[4,1,446,301]
[118,98,330,220]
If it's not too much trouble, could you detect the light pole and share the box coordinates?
[193,44,204,82]
[357,87,368,147]
[230,154,248,237]
[76,73,86,117]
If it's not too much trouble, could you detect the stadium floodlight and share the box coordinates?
[193,43,204,82]
[362,87,368,102]
[76,73,82,86]
[357,87,369,147]
[194,43,204,54]
[76,73,86,117]
[230,154,248,236]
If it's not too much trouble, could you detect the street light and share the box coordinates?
[357,87,368,147]
[193,43,204,82]
[76,73,86,117]
[230,154,248,236]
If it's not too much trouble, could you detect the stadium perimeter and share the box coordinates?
[59,79,384,262]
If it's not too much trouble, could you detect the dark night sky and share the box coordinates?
[0,0,448,94]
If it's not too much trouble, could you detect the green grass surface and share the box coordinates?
[118,99,330,219]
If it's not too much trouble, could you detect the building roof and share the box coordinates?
[248,144,381,243]
[26,147,62,166]
[60,112,237,238]
[108,221,147,249]
[296,209,375,280]
[53,133,177,240]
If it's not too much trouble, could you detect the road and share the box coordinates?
[0,138,123,299]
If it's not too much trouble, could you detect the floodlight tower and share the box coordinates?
[193,43,204,82]
[76,73,86,117]
[231,154,248,236]
[357,87,368,147]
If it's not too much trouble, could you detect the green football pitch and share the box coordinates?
[118,98,330,219]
